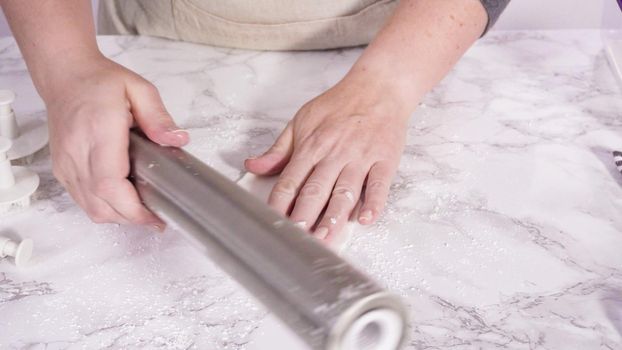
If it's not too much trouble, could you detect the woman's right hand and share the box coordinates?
[40,54,189,226]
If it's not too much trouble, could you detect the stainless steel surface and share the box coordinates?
[128,130,407,349]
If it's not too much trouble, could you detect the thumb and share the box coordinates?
[127,81,189,147]
[245,123,293,176]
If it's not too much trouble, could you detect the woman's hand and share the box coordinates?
[42,54,189,226]
[245,74,410,240]
[244,0,489,240]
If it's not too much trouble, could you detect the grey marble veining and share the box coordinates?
[1,30,622,349]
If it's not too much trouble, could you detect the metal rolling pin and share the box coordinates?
[128,130,407,350]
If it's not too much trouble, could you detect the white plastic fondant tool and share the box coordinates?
[0,236,33,267]
[614,151,622,175]
[0,136,39,214]
[0,89,49,163]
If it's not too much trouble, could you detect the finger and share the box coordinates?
[126,80,189,147]
[313,163,367,240]
[85,195,129,224]
[245,123,294,176]
[289,161,343,231]
[55,155,127,224]
[87,123,160,226]
[74,174,128,224]
[358,161,396,225]
[91,177,163,226]
[267,152,315,217]
[69,177,127,225]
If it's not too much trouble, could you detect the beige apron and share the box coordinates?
[98,0,398,50]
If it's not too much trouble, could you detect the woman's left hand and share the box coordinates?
[244,74,411,240]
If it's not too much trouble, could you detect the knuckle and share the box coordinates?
[296,100,319,117]
[145,81,158,93]
[138,80,159,95]
[299,181,323,198]
[88,207,113,224]
[332,185,356,199]
[273,177,298,196]
[126,208,153,225]
[91,178,118,199]
[366,180,387,192]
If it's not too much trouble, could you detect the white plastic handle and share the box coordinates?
[0,236,33,267]
[0,90,15,110]
[0,137,14,189]
[0,89,18,139]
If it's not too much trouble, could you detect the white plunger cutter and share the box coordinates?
[0,236,33,267]
[0,89,49,162]
[0,136,39,214]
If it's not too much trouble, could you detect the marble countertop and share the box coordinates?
[1,30,622,349]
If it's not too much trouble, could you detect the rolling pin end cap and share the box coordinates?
[340,308,404,350]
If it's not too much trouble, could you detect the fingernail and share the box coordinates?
[295,221,307,229]
[359,210,373,223]
[167,129,188,139]
[314,227,329,240]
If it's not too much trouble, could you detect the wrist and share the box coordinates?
[33,48,106,102]
[340,63,422,120]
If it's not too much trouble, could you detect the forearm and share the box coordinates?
[345,0,488,114]
[0,0,101,98]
